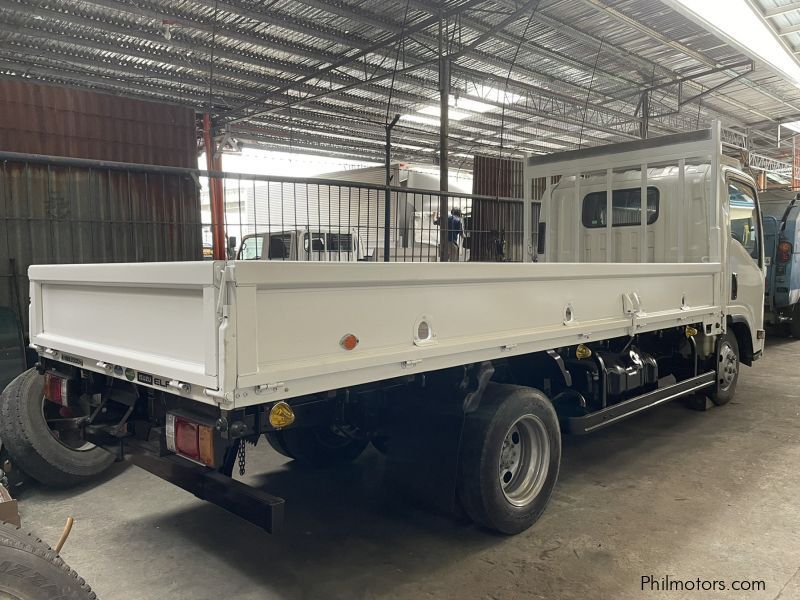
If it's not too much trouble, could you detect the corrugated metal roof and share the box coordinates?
[0,0,798,166]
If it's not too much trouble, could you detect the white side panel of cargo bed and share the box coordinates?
[232,261,722,406]
[29,262,221,389]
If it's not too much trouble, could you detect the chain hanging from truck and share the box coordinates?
[237,440,246,477]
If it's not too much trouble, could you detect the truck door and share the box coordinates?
[726,177,765,354]
[762,215,779,315]
[304,232,327,261]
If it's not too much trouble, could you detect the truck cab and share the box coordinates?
[760,191,800,335]
[722,167,765,362]
[540,159,764,360]
[237,227,367,262]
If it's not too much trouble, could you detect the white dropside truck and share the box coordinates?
[0,125,765,534]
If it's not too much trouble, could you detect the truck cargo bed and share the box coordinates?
[29,260,722,409]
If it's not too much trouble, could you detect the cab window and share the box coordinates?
[238,236,263,260]
[728,180,761,264]
[327,233,353,252]
[304,233,325,253]
[582,187,659,228]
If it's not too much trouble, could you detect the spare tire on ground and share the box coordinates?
[0,369,114,487]
[0,521,97,599]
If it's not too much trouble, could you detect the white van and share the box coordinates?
[237,227,367,262]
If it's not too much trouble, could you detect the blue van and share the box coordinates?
[761,190,800,336]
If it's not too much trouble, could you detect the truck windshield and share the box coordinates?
[728,180,760,262]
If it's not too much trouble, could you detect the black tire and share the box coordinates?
[264,431,295,460]
[458,383,561,535]
[709,331,739,406]
[0,522,96,600]
[280,426,368,467]
[370,436,389,455]
[790,305,800,339]
[0,369,114,487]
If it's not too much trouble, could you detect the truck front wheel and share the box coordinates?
[0,368,114,487]
[708,331,739,406]
[458,383,561,535]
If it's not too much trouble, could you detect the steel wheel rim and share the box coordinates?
[41,397,94,453]
[499,414,550,507]
[718,341,738,392]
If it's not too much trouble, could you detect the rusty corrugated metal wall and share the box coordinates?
[472,155,525,199]
[0,80,196,167]
[0,81,201,339]
[470,155,538,262]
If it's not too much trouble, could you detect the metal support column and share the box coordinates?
[640,163,648,263]
[384,113,400,262]
[678,158,686,263]
[605,168,613,263]
[523,188,533,262]
[203,113,226,260]
[438,17,450,263]
[639,91,649,140]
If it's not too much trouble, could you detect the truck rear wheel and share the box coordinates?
[458,383,561,535]
[264,431,295,460]
[0,522,96,600]
[279,426,368,467]
[709,331,739,406]
[0,368,114,487]
[791,304,800,338]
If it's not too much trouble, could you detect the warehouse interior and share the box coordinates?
[1,0,800,599]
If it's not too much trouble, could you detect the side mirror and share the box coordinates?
[228,236,237,250]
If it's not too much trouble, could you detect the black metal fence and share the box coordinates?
[0,151,536,390]
[0,151,202,335]
[200,171,534,264]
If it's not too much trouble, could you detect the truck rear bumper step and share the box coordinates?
[85,431,286,534]
[130,452,285,533]
[567,371,716,435]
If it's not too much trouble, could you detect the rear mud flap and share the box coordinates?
[381,396,465,517]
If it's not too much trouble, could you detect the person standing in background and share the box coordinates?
[435,208,465,261]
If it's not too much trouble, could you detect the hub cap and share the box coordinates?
[499,414,550,507]
[718,341,738,392]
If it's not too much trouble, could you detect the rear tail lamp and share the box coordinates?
[43,373,70,407]
[778,240,793,263]
[166,413,215,468]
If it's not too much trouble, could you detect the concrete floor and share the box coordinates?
[15,336,800,600]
